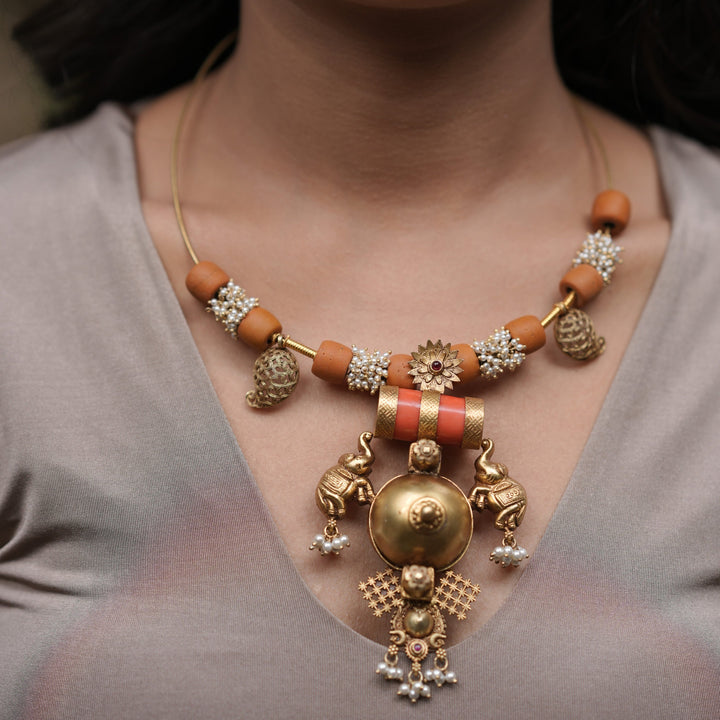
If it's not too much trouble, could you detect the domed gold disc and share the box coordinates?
[368,473,473,570]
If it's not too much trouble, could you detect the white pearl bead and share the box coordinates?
[445,670,457,683]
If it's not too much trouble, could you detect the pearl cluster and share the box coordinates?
[398,680,432,702]
[376,661,404,681]
[471,329,526,379]
[309,533,350,555]
[207,281,259,337]
[573,230,623,285]
[377,660,457,702]
[490,544,529,567]
[346,346,390,395]
[424,668,458,687]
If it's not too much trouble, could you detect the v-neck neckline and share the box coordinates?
[104,103,681,654]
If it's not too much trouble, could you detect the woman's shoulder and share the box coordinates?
[0,103,135,219]
[0,104,138,274]
[650,126,720,223]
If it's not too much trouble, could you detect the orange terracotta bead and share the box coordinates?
[591,190,631,234]
[185,261,230,304]
[559,264,605,307]
[505,315,546,354]
[386,354,415,389]
[311,340,353,384]
[451,344,481,383]
[236,307,282,351]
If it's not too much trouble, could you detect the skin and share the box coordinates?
[135,0,669,644]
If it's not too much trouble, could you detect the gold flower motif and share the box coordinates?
[408,340,463,393]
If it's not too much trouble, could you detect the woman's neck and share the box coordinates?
[188,0,594,216]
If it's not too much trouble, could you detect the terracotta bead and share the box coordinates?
[386,354,415,389]
[591,190,631,234]
[505,315,546,354]
[311,340,353,384]
[451,343,481,383]
[559,264,605,307]
[236,307,282,351]
[185,261,230,304]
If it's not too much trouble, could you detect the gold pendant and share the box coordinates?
[364,439,479,702]
[310,394,528,703]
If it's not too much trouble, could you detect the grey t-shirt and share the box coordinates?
[0,105,718,719]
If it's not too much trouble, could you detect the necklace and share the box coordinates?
[172,35,630,704]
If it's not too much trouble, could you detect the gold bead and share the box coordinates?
[404,608,435,638]
[368,473,473,570]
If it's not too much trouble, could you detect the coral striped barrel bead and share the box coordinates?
[559,264,604,307]
[312,340,353,384]
[505,316,546,354]
[375,386,484,449]
[186,261,230,303]
[237,307,282,351]
[591,190,631,234]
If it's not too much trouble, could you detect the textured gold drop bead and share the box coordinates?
[246,346,300,408]
[554,308,606,361]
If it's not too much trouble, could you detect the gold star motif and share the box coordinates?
[358,569,401,616]
[435,570,482,621]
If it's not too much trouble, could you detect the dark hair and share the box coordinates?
[13,0,720,146]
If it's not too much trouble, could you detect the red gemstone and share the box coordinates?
[430,360,443,373]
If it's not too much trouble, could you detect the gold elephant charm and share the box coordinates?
[315,431,376,520]
[310,432,376,555]
[468,438,529,567]
[469,438,526,530]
